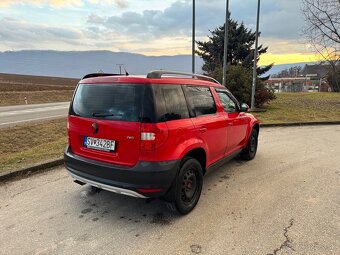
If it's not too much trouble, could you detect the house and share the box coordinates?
[265,64,332,92]
[302,64,332,92]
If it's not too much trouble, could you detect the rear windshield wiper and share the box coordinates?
[92,112,116,117]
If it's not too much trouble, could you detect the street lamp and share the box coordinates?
[222,0,230,87]
[192,0,196,74]
[250,0,261,110]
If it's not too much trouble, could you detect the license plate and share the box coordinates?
[84,137,115,152]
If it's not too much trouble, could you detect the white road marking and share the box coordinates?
[0,114,66,127]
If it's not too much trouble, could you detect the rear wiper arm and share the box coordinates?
[92,112,115,117]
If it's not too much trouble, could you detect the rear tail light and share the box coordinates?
[141,132,155,141]
[67,118,71,148]
[141,123,168,151]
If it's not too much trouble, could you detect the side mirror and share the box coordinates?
[240,103,249,112]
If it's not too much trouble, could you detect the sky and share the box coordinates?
[0,0,320,65]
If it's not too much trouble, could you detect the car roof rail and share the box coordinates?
[146,70,220,84]
[82,73,128,79]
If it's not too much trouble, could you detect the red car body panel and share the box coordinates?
[68,116,141,167]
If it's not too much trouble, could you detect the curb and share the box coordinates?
[260,121,340,128]
[0,158,64,183]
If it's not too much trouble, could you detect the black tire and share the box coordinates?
[166,157,203,215]
[240,128,258,160]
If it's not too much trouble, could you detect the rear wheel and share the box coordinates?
[240,128,258,160]
[166,157,203,215]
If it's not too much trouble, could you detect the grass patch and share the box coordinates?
[253,93,340,124]
[0,90,74,106]
[0,119,67,174]
[0,83,75,92]
[0,73,79,86]
[0,73,78,106]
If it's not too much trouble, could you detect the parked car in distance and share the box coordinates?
[64,70,259,214]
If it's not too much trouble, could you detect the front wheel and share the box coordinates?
[240,128,258,160]
[167,157,203,215]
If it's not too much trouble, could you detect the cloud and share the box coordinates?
[85,0,310,57]
[0,0,128,8]
[86,0,305,40]
[0,0,314,63]
[86,1,218,39]
[0,0,82,8]
[111,0,128,8]
[0,17,86,50]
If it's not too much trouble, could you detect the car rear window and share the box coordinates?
[70,83,145,122]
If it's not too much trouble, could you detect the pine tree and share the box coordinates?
[196,17,275,107]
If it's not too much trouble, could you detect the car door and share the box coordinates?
[215,89,249,154]
[184,85,228,165]
[151,84,195,160]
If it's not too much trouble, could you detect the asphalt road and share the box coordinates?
[1,125,339,255]
[0,102,69,128]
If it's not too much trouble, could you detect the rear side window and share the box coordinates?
[152,85,189,121]
[71,83,144,122]
[185,86,216,116]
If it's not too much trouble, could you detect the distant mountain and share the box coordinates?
[0,50,203,78]
[0,50,318,79]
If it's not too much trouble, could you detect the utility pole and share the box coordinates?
[116,64,124,75]
[250,0,261,109]
[192,0,196,74]
[222,0,230,87]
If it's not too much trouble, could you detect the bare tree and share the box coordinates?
[302,0,340,91]
[272,66,303,78]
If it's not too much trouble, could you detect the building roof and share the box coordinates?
[302,64,332,78]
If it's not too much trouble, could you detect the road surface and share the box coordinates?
[1,125,339,255]
[0,102,69,128]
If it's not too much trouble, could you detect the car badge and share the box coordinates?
[92,123,99,134]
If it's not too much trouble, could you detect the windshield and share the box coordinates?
[71,83,145,122]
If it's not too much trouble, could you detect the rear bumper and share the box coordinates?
[64,146,179,198]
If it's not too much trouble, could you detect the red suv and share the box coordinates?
[64,70,259,214]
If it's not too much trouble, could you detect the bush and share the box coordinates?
[213,65,275,108]
[254,85,276,108]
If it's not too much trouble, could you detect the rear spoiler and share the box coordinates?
[82,73,129,79]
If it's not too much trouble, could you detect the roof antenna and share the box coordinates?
[123,65,129,76]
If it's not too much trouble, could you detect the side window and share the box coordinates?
[185,86,217,116]
[216,91,237,113]
[160,85,189,121]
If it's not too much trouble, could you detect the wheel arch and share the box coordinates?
[243,121,260,148]
[182,147,207,175]
[252,123,260,135]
